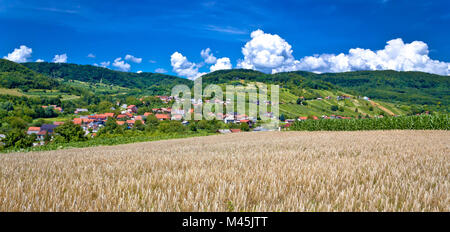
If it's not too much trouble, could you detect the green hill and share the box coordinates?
[23,62,192,95]
[202,69,449,113]
[1,60,447,118]
[0,59,60,91]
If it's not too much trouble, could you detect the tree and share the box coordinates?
[158,121,186,133]
[330,105,339,111]
[98,119,125,135]
[3,129,35,149]
[280,114,285,122]
[134,120,145,131]
[296,98,302,105]
[97,101,114,113]
[240,122,250,131]
[145,115,160,132]
[54,121,87,142]
[44,131,52,144]
[7,117,28,130]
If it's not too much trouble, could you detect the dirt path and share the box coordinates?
[370,100,395,116]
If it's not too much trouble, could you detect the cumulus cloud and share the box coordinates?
[53,54,67,63]
[3,45,32,63]
[137,70,143,74]
[237,29,298,73]
[238,29,450,75]
[295,38,450,75]
[112,58,131,71]
[155,68,167,73]
[87,53,95,58]
[200,48,217,64]
[210,57,232,72]
[100,61,110,68]
[170,52,206,80]
[125,54,142,63]
[94,61,110,68]
[36,59,44,62]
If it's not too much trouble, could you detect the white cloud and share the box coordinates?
[210,57,232,72]
[87,53,95,58]
[296,38,450,75]
[238,29,450,75]
[53,54,67,63]
[36,59,44,62]
[125,54,142,63]
[112,58,130,71]
[170,52,206,80]
[155,68,167,73]
[149,60,157,63]
[237,29,298,74]
[100,61,110,68]
[3,45,32,63]
[94,61,110,68]
[137,70,142,74]
[200,48,217,64]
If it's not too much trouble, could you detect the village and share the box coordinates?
[24,94,387,145]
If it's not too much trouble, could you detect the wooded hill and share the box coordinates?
[0,60,448,117]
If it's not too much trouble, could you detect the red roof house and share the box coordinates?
[155,114,170,120]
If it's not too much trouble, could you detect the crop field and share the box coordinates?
[0,130,448,211]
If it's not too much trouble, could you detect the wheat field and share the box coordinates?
[0,130,448,212]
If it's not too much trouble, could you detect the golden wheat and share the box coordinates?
[0,130,448,211]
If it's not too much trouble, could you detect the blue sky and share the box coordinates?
[1,0,449,77]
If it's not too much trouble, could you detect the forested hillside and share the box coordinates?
[202,69,449,109]
[23,62,192,94]
[0,59,60,91]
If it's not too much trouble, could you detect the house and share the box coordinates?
[161,108,171,113]
[230,129,241,133]
[134,116,143,121]
[127,105,138,113]
[37,130,48,141]
[155,114,170,120]
[116,121,126,126]
[104,112,115,118]
[337,95,351,101]
[41,124,58,133]
[218,129,231,134]
[73,118,82,125]
[240,119,253,127]
[298,116,308,121]
[144,112,152,117]
[156,95,172,103]
[117,114,129,119]
[171,114,183,120]
[224,115,235,124]
[126,120,136,127]
[75,108,88,114]
[43,105,63,112]
[27,127,41,135]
